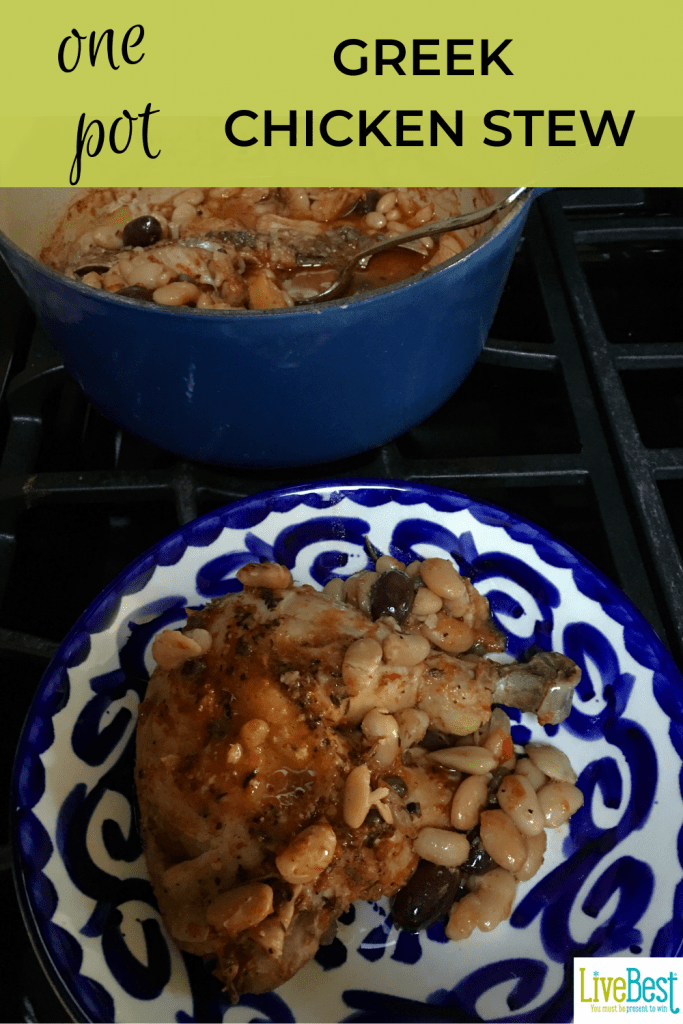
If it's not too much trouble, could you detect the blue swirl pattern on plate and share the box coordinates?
[11,480,683,1023]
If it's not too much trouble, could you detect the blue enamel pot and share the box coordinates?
[0,188,545,468]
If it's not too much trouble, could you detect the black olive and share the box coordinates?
[384,775,408,797]
[392,859,462,932]
[405,802,421,816]
[364,807,383,825]
[343,190,381,217]
[421,729,453,752]
[462,825,496,875]
[486,765,514,805]
[74,264,111,276]
[116,285,155,303]
[370,569,415,623]
[364,535,384,562]
[122,215,163,248]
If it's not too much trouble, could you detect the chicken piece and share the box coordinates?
[490,651,581,726]
[137,574,458,1001]
[136,560,580,1001]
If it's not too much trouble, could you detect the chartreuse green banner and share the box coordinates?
[1,0,680,186]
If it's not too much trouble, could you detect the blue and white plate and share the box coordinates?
[12,480,683,1023]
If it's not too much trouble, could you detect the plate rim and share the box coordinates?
[11,477,683,1024]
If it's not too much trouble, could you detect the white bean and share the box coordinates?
[439,232,464,255]
[410,203,436,226]
[322,577,345,601]
[362,708,397,742]
[526,743,578,783]
[443,592,471,619]
[475,868,517,929]
[81,271,102,289]
[382,632,431,667]
[275,823,337,884]
[487,707,511,737]
[395,708,429,749]
[93,224,123,249]
[152,629,202,670]
[420,614,474,654]
[341,637,383,691]
[482,708,512,760]
[427,745,497,775]
[444,892,478,940]
[413,827,470,868]
[344,764,371,828]
[376,191,398,214]
[445,869,517,941]
[361,709,400,767]
[209,187,242,199]
[249,917,286,958]
[497,774,545,836]
[153,281,200,306]
[239,718,270,749]
[226,743,242,764]
[184,627,212,654]
[419,558,467,602]
[343,765,391,828]
[479,809,528,873]
[173,188,204,207]
[171,202,197,224]
[206,882,273,937]
[236,561,292,590]
[515,756,548,791]
[537,781,584,827]
[450,775,488,831]
[121,255,174,290]
[364,211,386,230]
[343,570,378,614]
[412,587,443,616]
[515,830,547,881]
[247,270,292,309]
[375,554,404,573]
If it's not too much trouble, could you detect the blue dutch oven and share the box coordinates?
[0,188,547,467]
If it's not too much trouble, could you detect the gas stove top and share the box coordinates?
[1,188,681,1021]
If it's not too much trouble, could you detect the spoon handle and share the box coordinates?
[297,186,530,305]
[356,186,529,265]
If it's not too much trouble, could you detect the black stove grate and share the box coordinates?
[1,189,681,1022]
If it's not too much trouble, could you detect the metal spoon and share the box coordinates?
[292,186,531,305]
